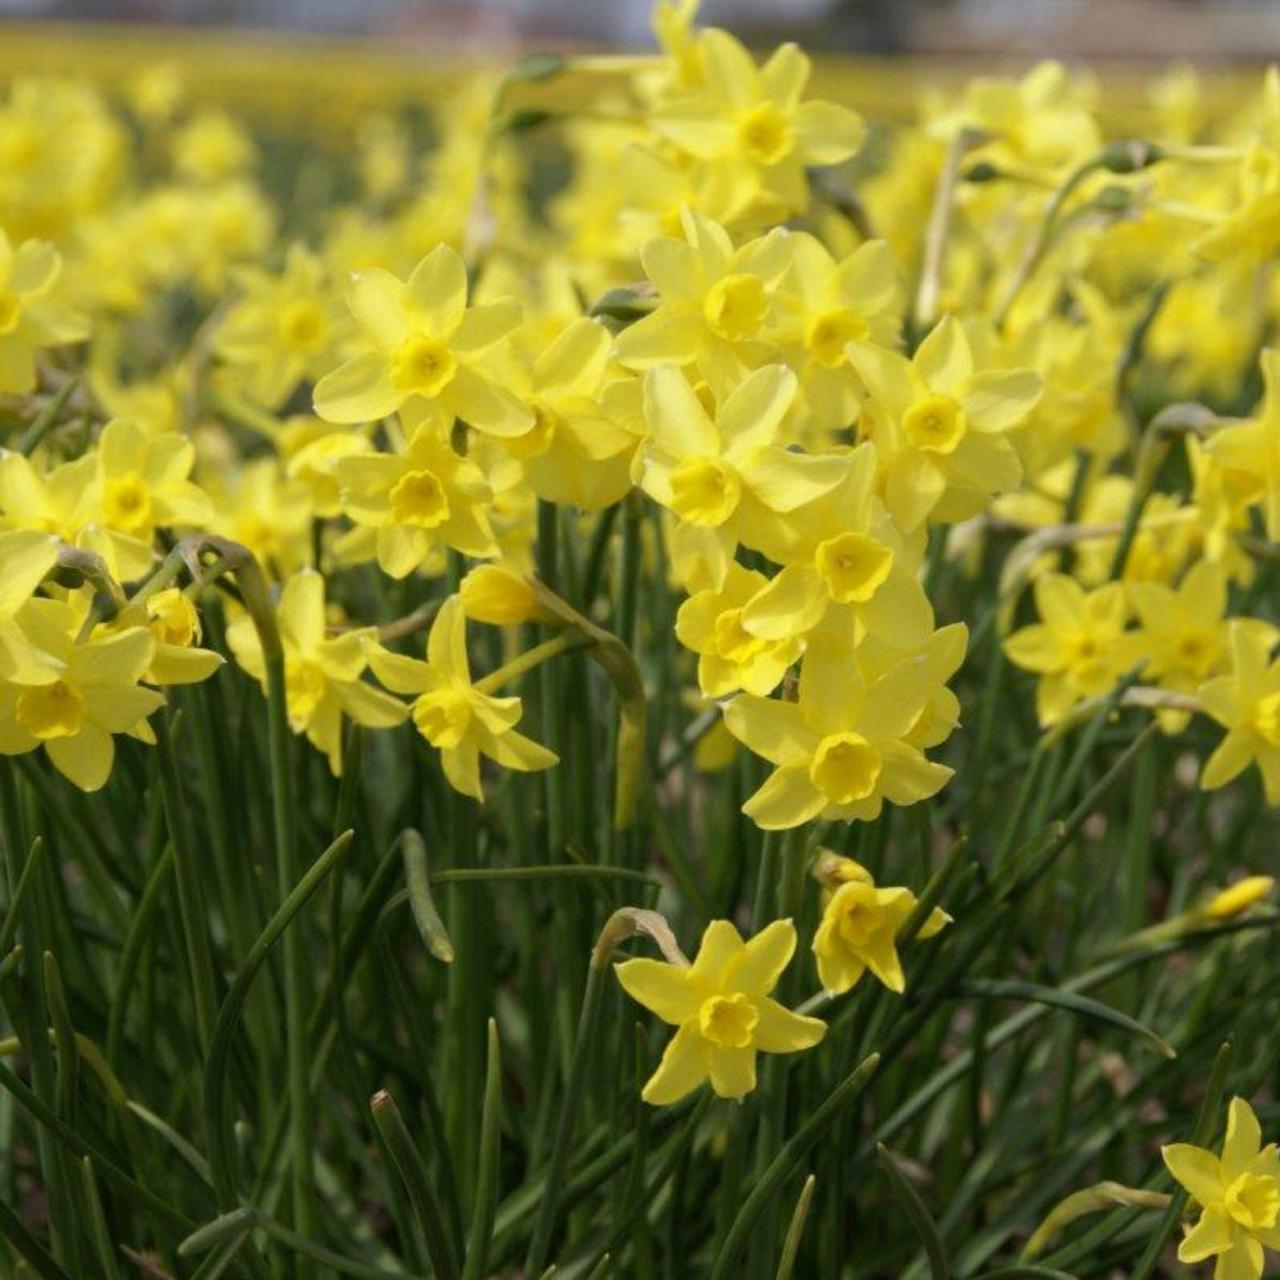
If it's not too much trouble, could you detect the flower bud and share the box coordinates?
[460,565,550,626]
[1202,875,1274,920]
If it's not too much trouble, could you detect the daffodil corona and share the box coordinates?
[616,918,826,1103]
[1164,1098,1280,1280]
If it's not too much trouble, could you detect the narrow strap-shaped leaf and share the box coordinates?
[524,953,609,1275]
[876,1145,949,1280]
[957,979,1175,1060]
[0,835,44,954]
[371,1089,461,1280]
[190,1223,258,1280]
[78,1158,122,1280]
[774,1174,816,1280]
[0,1057,192,1231]
[710,1053,880,1280]
[105,844,173,1069]
[203,829,355,1206]
[0,1195,72,1280]
[181,1205,427,1279]
[42,952,80,1125]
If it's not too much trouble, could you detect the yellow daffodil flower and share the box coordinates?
[639,362,848,589]
[0,528,60,684]
[87,418,213,581]
[1199,621,1280,804]
[675,561,800,697]
[503,316,641,512]
[171,109,256,184]
[107,588,224,687]
[849,316,1040,531]
[1194,112,1280,266]
[1206,349,1280,539]
[0,448,101,559]
[314,243,532,439]
[929,60,1100,179]
[205,456,314,581]
[0,595,165,791]
[812,855,951,995]
[334,422,497,579]
[615,917,826,1104]
[366,595,556,799]
[226,569,406,775]
[614,209,792,389]
[1004,574,1141,726]
[1131,560,1273,732]
[653,29,864,219]
[725,626,964,828]
[458,564,550,626]
[1163,1097,1280,1280]
[739,443,933,649]
[0,230,88,394]
[215,243,349,409]
[769,233,901,433]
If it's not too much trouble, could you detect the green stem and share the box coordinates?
[473,631,593,694]
[462,1019,503,1280]
[16,378,77,456]
[246,565,313,1266]
[710,1054,881,1280]
[155,711,220,1058]
[204,830,354,1209]
[0,762,73,1267]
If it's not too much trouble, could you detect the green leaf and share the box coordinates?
[876,1145,949,1280]
[957,979,1176,1060]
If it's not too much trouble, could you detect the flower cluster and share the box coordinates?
[4,0,1280,1155]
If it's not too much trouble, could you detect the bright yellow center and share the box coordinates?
[737,102,793,165]
[713,607,767,664]
[412,689,471,749]
[903,394,967,454]
[805,307,868,367]
[1063,628,1112,692]
[282,300,326,352]
[390,468,450,528]
[815,532,893,604]
[1173,630,1217,673]
[104,473,153,533]
[698,992,758,1049]
[668,456,741,527]
[810,733,881,805]
[0,291,20,336]
[17,681,85,740]
[1225,1172,1280,1232]
[285,657,327,724]
[147,589,200,647]
[392,335,458,396]
[1251,691,1280,746]
[703,273,767,341]
[834,884,881,948]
